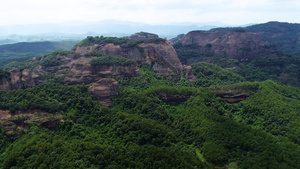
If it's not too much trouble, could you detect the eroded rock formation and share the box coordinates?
[183,66,197,82]
[212,89,251,103]
[0,109,63,135]
[8,68,35,89]
[75,40,183,75]
[0,77,10,90]
[88,78,120,107]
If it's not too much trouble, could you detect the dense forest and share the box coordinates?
[0,24,300,168]
[0,64,299,168]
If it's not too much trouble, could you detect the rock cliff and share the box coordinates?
[176,30,276,64]
[2,33,185,89]
[88,78,120,107]
[0,77,10,90]
[0,68,35,90]
[11,68,35,89]
[29,52,141,85]
[0,109,63,135]
[75,40,183,75]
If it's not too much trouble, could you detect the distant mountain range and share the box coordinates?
[0,20,229,44]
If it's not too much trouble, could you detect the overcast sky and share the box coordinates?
[1,0,299,26]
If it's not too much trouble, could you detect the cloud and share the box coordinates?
[0,0,299,26]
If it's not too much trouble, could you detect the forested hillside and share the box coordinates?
[0,41,78,67]
[0,64,299,168]
[0,27,300,169]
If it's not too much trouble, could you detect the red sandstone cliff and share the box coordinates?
[75,40,183,75]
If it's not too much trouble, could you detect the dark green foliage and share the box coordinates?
[234,80,300,144]
[0,79,299,168]
[90,55,136,66]
[84,50,106,58]
[245,22,300,55]
[40,54,62,67]
[0,55,300,168]
[0,69,10,80]
[236,56,300,86]
[192,62,245,87]
[52,50,81,57]
[0,82,95,113]
[77,36,166,48]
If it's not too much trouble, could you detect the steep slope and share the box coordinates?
[74,35,183,75]
[246,21,300,55]
[174,30,276,65]
[2,34,184,86]
[211,21,300,55]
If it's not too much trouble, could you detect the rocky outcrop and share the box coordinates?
[139,41,183,74]
[88,78,120,107]
[214,93,249,103]
[82,40,183,75]
[0,109,63,135]
[127,32,159,39]
[183,66,197,82]
[10,68,35,89]
[5,33,184,87]
[212,89,251,103]
[28,52,141,85]
[0,77,10,90]
[64,63,140,85]
[179,31,276,62]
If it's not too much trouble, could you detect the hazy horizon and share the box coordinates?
[1,0,299,27]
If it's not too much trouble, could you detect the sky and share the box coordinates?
[0,0,300,26]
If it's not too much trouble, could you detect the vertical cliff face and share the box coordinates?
[178,31,276,63]
[75,40,183,75]
[10,68,35,89]
[64,63,140,85]
[0,77,10,90]
[138,41,183,74]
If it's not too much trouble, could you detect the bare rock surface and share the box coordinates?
[180,31,276,62]
[0,109,63,135]
[88,78,120,107]
[0,77,10,90]
[10,68,35,89]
